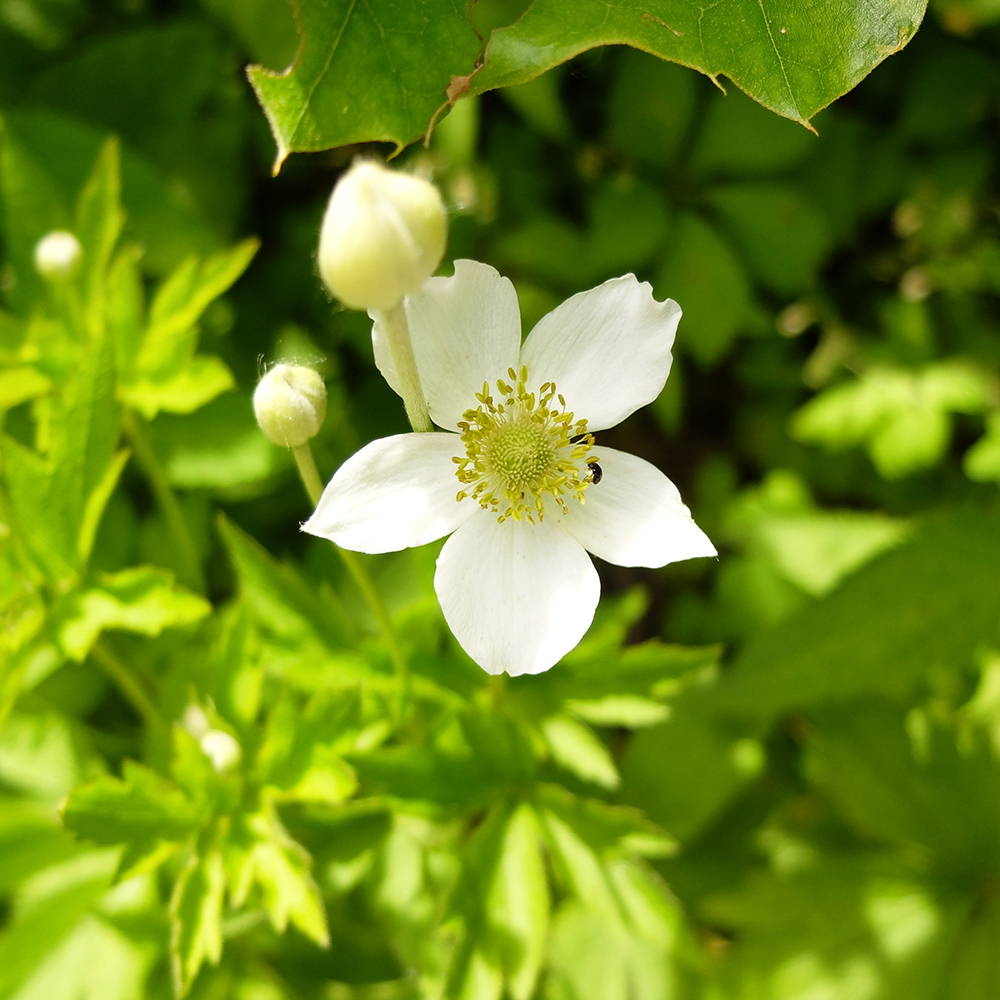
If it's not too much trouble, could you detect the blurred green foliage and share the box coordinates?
[1,2,999,999]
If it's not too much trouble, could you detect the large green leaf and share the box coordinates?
[250,0,927,163]
[54,565,211,661]
[247,0,481,170]
[710,508,1000,724]
[471,0,928,126]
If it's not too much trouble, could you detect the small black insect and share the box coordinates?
[587,460,603,485]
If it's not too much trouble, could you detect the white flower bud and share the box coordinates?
[318,160,447,311]
[254,363,327,447]
[199,729,242,774]
[34,230,82,281]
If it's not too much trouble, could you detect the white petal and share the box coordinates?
[372,259,521,431]
[559,446,716,567]
[302,433,475,553]
[434,515,600,676]
[519,275,681,432]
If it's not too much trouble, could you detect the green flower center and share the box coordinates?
[453,366,599,523]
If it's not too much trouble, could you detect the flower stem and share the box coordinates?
[122,410,205,594]
[292,439,409,723]
[377,303,433,433]
[292,444,325,508]
[91,639,168,735]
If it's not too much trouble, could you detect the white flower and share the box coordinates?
[303,260,716,676]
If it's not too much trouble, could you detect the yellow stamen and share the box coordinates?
[454,366,595,523]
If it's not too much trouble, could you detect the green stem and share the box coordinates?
[292,439,410,724]
[292,444,325,507]
[123,410,205,594]
[377,303,433,433]
[91,639,167,735]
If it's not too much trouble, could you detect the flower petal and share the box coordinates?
[519,275,680,432]
[302,433,475,553]
[434,516,600,676]
[559,446,716,567]
[372,259,521,431]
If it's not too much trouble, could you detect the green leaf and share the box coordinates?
[55,565,211,661]
[655,211,753,366]
[546,860,697,1000]
[0,712,82,802]
[169,850,226,997]
[727,470,913,598]
[496,177,669,287]
[0,850,120,1000]
[61,759,202,845]
[248,0,482,170]
[691,83,815,177]
[538,783,677,859]
[2,322,120,581]
[7,909,153,1000]
[253,0,927,160]
[807,702,1000,877]
[964,411,1000,483]
[231,824,330,946]
[0,365,52,408]
[945,891,1000,999]
[0,800,80,892]
[447,802,549,1000]
[703,855,968,1000]
[792,362,990,479]
[202,0,300,69]
[541,715,619,790]
[4,106,225,278]
[74,136,125,314]
[711,508,1000,724]
[620,697,765,840]
[707,182,833,294]
[471,0,927,128]
[121,354,236,420]
[606,50,696,169]
[256,688,359,803]
[0,112,67,314]
[217,514,358,686]
[147,393,284,497]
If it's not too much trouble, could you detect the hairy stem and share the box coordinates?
[292,439,410,723]
[376,303,433,433]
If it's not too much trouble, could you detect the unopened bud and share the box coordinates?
[318,160,447,311]
[254,363,327,447]
[200,729,242,774]
[34,230,82,281]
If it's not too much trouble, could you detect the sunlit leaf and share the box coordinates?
[55,565,210,661]
[247,0,481,169]
[169,850,226,997]
[471,0,927,128]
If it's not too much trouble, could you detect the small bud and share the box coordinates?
[318,160,447,311]
[254,363,327,447]
[200,729,242,774]
[34,230,82,281]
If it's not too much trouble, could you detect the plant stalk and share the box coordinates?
[376,303,433,433]
[122,409,205,594]
[292,439,410,723]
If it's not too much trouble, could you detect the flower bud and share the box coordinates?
[34,230,82,281]
[318,160,447,311]
[254,363,327,447]
[200,729,242,774]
